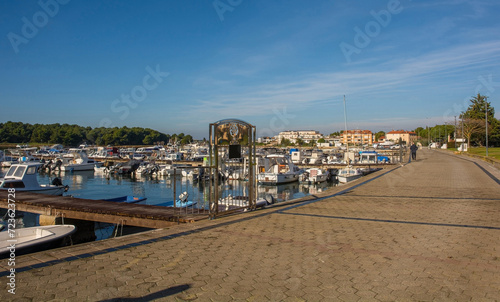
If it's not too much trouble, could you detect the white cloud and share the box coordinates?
[185,40,500,134]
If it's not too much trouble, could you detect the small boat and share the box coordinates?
[136,163,160,175]
[156,192,196,208]
[103,196,147,203]
[337,167,363,183]
[157,200,197,208]
[60,151,102,172]
[299,168,329,184]
[0,150,18,167]
[94,166,110,173]
[257,154,301,185]
[0,162,69,195]
[0,225,76,258]
[217,195,274,212]
[108,160,141,174]
[181,169,199,179]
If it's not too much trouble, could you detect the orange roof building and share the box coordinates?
[386,130,417,145]
[342,130,374,145]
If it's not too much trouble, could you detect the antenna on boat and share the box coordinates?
[343,95,348,135]
[343,95,349,157]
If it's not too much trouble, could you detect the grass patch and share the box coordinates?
[466,147,500,160]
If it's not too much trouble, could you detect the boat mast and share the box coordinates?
[343,95,349,164]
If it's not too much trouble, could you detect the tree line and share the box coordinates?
[415,94,499,147]
[0,122,193,146]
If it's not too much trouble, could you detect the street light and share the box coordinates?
[444,122,448,148]
[486,102,489,157]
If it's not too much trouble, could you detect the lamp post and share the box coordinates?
[486,102,489,157]
[454,116,457,141]
[444,122,448,148]
[426,125,429,147]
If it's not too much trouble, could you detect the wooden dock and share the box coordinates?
[0,192,209,228]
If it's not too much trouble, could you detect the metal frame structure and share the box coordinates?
[208,119,256,218]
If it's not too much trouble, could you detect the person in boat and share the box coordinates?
[410,142,418,160]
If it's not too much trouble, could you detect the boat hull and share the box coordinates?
[61,163,97,171]
[103,196,147,203]
[258,173,299,185]
[337,174,362,183]
[0,225,76,258]
[0,186,66,196]
[156,200,196,208]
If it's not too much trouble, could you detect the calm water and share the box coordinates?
[1,168,340,205]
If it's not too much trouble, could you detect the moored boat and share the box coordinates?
[155,192,196,208]
[0,162,69,195]
[337,167,363,183]
[257,154,301,185]
[299,168,329,184]
[103,196,147,203]
[0,225,76,258]
[60,151,101,172]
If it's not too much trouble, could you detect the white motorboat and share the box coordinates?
[0,162,69,195]
[94,166,110,173]
[258,154,301,185]
[0,150,19,167]
[181,169,199,179]
[217,194,274,212]
[299,168,329,183]
[155,164,175,176]
[337,167,363,183]
[0,225,76,258]
[135,163,160,175]
[60,151,101,171]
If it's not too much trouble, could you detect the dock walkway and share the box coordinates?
[2,149,500,301]
[0,193,208,228]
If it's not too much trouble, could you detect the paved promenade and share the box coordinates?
[2,149,500,301]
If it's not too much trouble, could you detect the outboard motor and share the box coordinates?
[179,192,189,202]
[51,159,62,171]
[52,177,63,186]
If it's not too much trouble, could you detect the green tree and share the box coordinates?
[0,121,178,146]
[180,135,193,145]
[280,138,291,146]
[460,93,498,146]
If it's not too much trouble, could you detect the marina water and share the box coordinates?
[0,167,340,241]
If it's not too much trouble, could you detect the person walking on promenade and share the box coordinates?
[410,142,418,160]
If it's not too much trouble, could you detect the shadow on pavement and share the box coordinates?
[99,284,191,302]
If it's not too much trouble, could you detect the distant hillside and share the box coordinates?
[0,121,191,146]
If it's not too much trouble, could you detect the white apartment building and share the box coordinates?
[277,130,323,144]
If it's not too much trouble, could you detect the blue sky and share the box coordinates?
[1,0,499,139]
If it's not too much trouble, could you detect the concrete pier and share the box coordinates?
[1,149,500,301]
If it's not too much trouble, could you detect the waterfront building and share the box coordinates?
[277,130,323,144]
[324,136,342,147]
[257,137,275,144]
[386,130,417,145]
[342,130,374,146]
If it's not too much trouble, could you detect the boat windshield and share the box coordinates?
[13,166,26,178]
[5,166,16,177]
